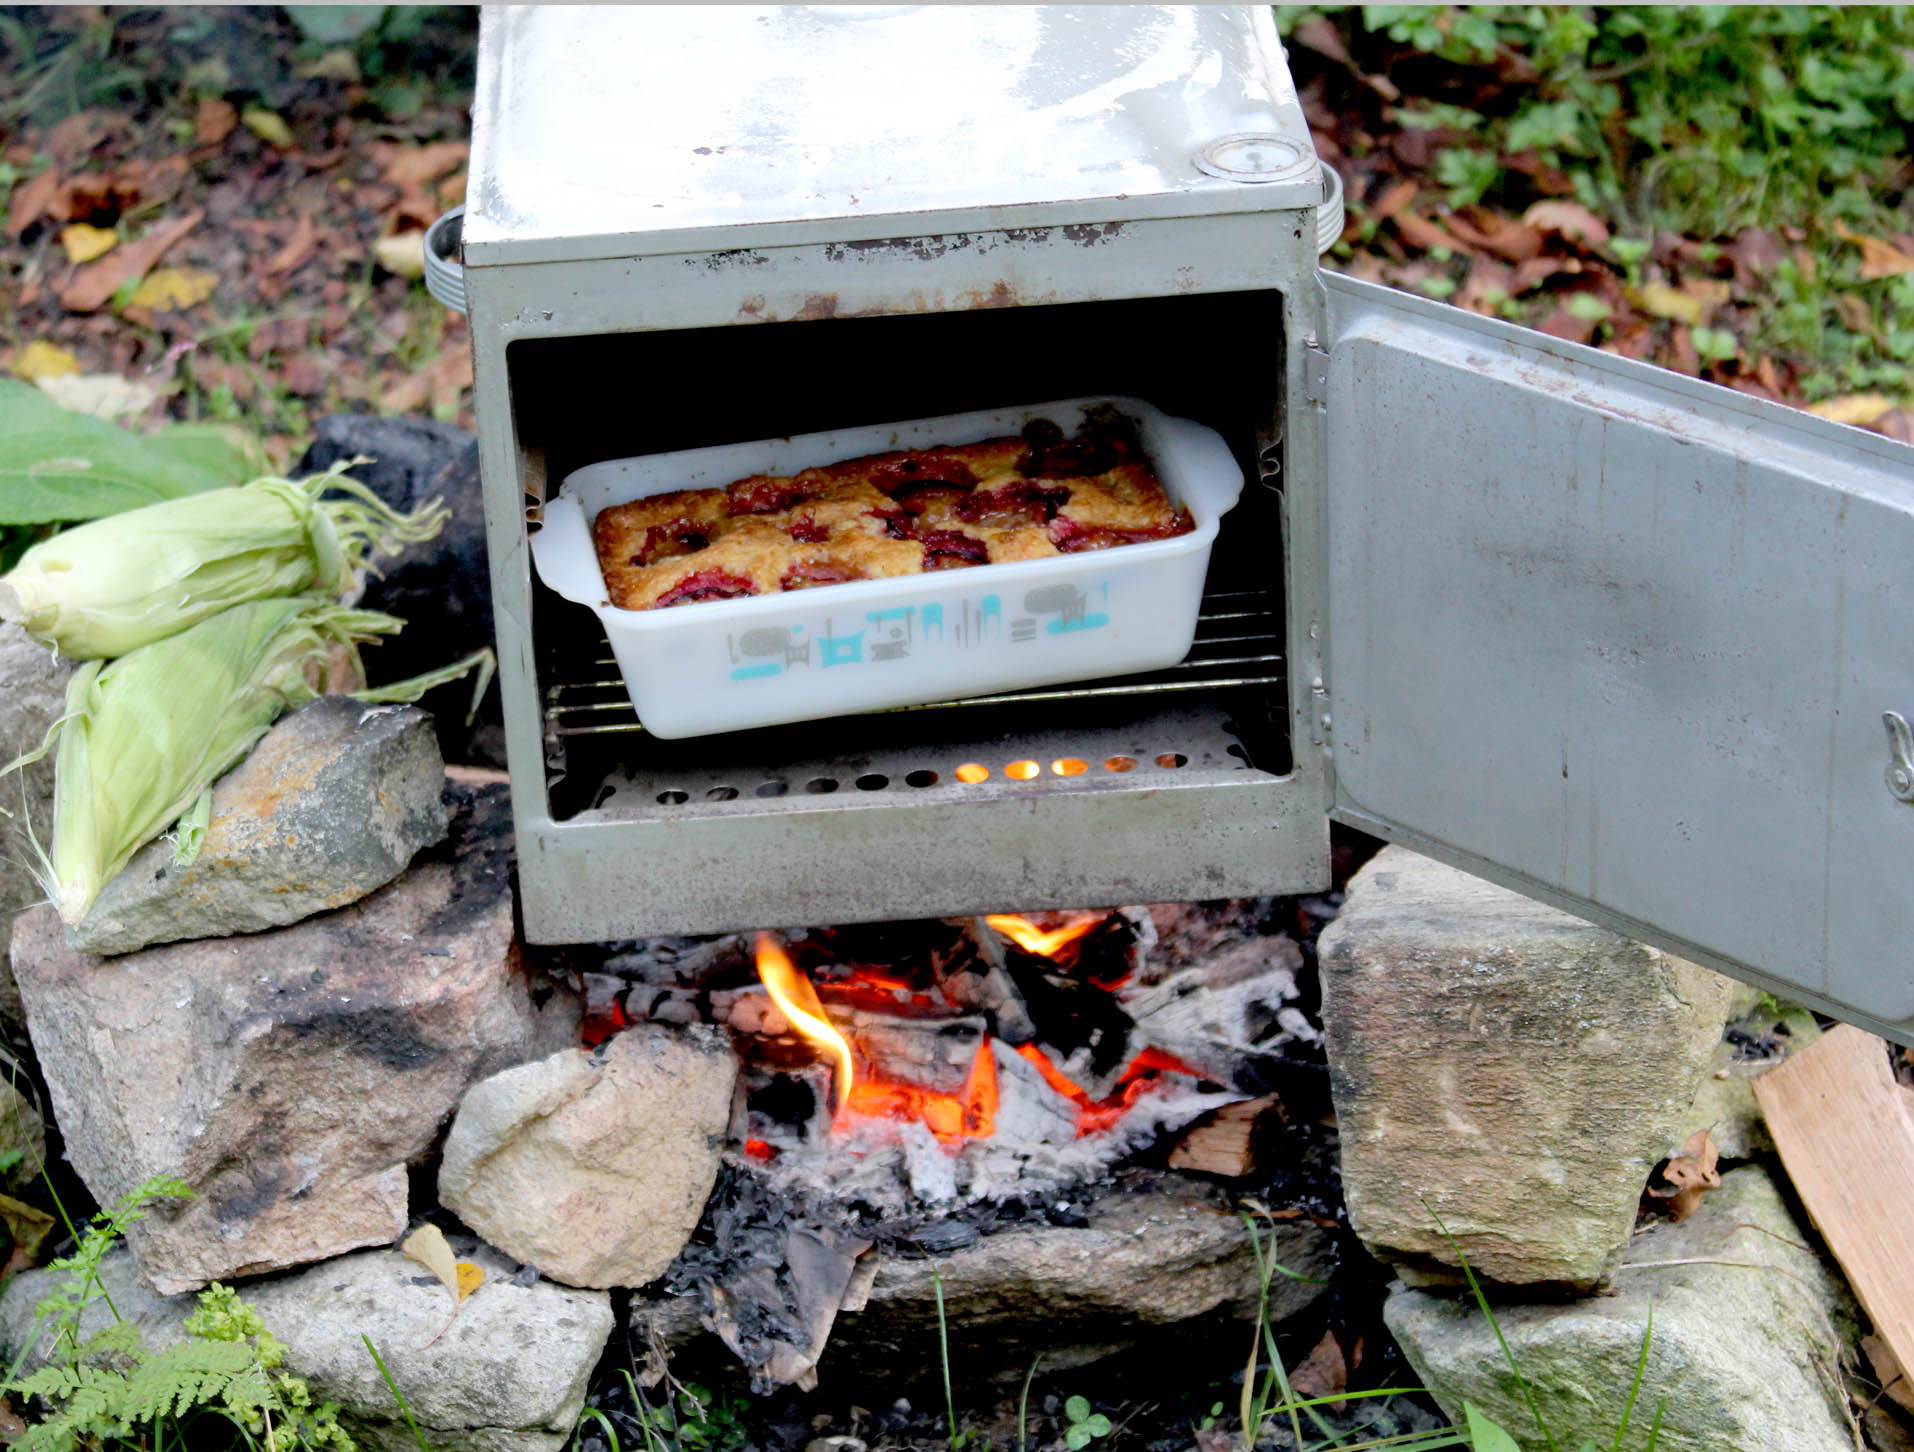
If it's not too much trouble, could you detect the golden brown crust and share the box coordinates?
[590,414,1191,611]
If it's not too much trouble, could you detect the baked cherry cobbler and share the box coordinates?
[591,408,1193,610]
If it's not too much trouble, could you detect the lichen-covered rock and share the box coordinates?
[1319,846,1733,1290]
[1385,1167,1857,1452]
[71,698,447,955]
[10,784,575,1294]
[0,622,72,1026]
[439,1026,736,1289]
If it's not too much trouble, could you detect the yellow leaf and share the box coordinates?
[241,107,296,149]
[128,268,218,310]
[373,230,426,279]
[455,1261,484,1302]
[60,223,118,265]
[1807,393,1894,427]
[13,339,82,381]
[1634,281,1701,326]
[398,1223,460,1300]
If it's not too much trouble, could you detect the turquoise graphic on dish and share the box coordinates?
[1025,583,1109,634]
[922,603,944,640]
[820,624,864,666]
[728,625,812,679]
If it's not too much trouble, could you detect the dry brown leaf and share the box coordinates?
[12,340,82,381]
[379,140,469,192]
[455,1260,484,1302]
[1289,13,1352,65]
[1522,199,1610,249]
[399,1223,461,1300]
[1366,178,1418,224]
[263,213,323,277]
[6,168,62,238]
[1647,1128,1721,1221]
[58,210,202,313]
[1446,206,1543,263]
[1836,220,1914,281]
[1807,394,1895,428]
[242,107,296,149]
[1864,1333,1914,1416]
[1635,281,1702,326]
[1288,1330,1347,1409]
[128,267,217,310]
[194,97,237,146]
[1393,211,1467,254]
[59,222,117,265]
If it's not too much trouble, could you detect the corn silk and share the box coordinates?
[11,597,489,924]
[0,464,448,658]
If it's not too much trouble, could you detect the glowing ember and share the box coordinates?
[847,1039,999,1146]
[985,912,1100,959]
[755,932,854,1111]
[1014,1042,1204,1136]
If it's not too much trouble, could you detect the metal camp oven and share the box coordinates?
[461,6,1914,1044]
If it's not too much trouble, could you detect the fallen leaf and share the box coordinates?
[128,267,218,310]
[44,109,119,165]
[1807,394,1895,428]
[1646,1128,1720,1221]
[296,47,363,84]
[5,168,62,238]
[374,229,427,279]
[1834,292,1876,337]
[0,1192,54,1264]
[12,340,82,381]
[378,140,469,192]
[455,1260,484,1302]
[1288,1330,1347,1409]
[1446,206,1543,264]
[1835,221,1914,281]
[1522,199,1610,249]
[1365,178,1418,224]
[242,107,296,150]
[59,210,203,313]
[194,97,237,146]
[59,222,117,265]
[398,1223,461,1300]
[1393,211,1467,254]
[1635,281,1702,326]
[263,214,322,277]
[36,371,162,420]
[1289,13,1352,66]
[1863,1333,1914,1416]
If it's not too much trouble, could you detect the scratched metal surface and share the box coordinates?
[465,4,1319,264]
[1321,273,1914,1033]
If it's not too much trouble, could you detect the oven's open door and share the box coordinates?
[1320,272,1914,1044]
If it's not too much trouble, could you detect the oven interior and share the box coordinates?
[506,289,1293,839]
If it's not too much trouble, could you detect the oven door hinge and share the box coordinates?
[1303,344,1330,407]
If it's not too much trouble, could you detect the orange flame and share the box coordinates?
[754,933,854,1112]
[1014,1043,1205,1136]
[847,1039,999,1146]
[985,912,1100,959]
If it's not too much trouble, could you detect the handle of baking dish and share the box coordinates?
[528,494,609,607]
[1155,413,1246,521]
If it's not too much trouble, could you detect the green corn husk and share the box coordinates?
[27,596,485,925]
[0,463,448,659]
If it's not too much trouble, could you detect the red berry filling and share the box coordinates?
[726,477,809,516]
[869,456,978,499]
[957,480,1072,528]
[656,569,758,607]
[1048,517,1181,553]
[917,529,989,569]
[785,516,830,543]
[780,560,865,590]
[628,519,711,567]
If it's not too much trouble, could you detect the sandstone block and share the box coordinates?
[10,784,573,1294]
[72,698,448,955]
[439,1025,736,1289]
[1385,1166,1857,1452]
[1318,846,1732,1290]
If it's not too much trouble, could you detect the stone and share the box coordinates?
[71,698,448,956]
[1318,846,1733,1291]
[439,1025,737,1290]
[0,1242,614,1452]
[9,782,577,1295]
[0,622,73,1026]
[0,1076,45,1190]
[248,1243,613,1452]
[297,417,498,767]
[815,1179,1337,1387]
[1385,1166,1858,1452]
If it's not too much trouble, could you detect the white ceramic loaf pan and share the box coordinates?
[530,397,1244,738]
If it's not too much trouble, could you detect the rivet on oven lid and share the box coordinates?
[1192,133,1311,183]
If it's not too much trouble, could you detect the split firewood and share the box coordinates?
[1753,1024,1914,1416]
[1644,1128,1721,1221]
[1169,1095,1284,1178]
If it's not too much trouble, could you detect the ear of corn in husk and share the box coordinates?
[0,464,448,659]
[15,596,483,925]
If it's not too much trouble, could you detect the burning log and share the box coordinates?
[824,1004,989,1097]
[929,918,1037,1043]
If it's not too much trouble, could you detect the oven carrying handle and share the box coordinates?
[528,495,604,608]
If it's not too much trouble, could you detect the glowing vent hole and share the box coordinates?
[1156,752,1188,769]
[1104,755,1137,773]
[954,763,990,784]
[1005,760,1040,780]
[1051,758,1088,776]
[906,769,938,788]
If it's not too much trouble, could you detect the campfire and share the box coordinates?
[583,904,1312,1209]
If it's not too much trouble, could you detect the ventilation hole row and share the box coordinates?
[652,751,1190,806]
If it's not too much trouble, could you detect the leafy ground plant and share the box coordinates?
[4,1175,354,1452]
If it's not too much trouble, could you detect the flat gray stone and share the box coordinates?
[1385,1166,1858,1452]
[0,1242,613,1452]
[1319,846,1733,1291]
[0,622,72,1026]
[10,784,577,1295]
[439,1026,736,1290]
[72,698,448,956]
